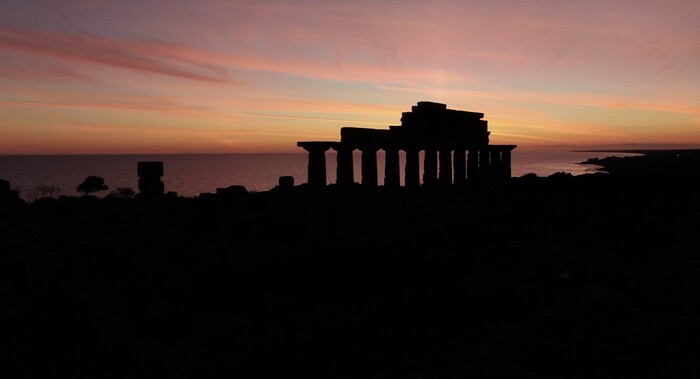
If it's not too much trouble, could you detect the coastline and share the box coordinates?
[577,148,700,175]
[2,152,700,377]
[0,150,657,200]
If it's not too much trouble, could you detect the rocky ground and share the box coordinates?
[2,151,700,378]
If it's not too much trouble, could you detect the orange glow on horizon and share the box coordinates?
[1,1,699,154]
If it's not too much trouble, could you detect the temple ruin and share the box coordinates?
[297,101,516,188]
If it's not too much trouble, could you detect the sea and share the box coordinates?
[0,150,640,201]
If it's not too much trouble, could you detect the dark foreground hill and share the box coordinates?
[2,151,700,378]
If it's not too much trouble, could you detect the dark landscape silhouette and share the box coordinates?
[2,102,700,378]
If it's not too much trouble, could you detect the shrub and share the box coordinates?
[107,187,136,199]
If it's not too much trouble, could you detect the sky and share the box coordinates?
[1,0,699,154]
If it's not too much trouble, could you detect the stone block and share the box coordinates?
[138,161,164,178]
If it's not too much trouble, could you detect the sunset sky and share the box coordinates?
[1,0,699,154]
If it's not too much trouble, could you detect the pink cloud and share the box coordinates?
[0,26,232,82]
[2,0,700,153]
[0,95,226,119]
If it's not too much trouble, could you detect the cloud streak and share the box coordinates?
[2,1,700,153]
[0,26,231,83]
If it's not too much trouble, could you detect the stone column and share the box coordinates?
[0,178,8,195]
[490,149,502,179]
[502,149,512,179]
[467,149,478,182]
[453,149,467,186]
[335,145,354,186]
[384,148,400,188]
[0,178,20,202]
[137,161,165,196]
[405,149,420,189]
[361,147,379,187]
[423,149,438,186]
[298,142,332,187]
[479,149,491,180]
[439,149,453,185]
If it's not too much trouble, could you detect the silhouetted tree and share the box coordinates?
[76,176,108,196]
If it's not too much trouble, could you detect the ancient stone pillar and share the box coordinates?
[0,178,8,195]
[502,149,512,179]
[360,147,379,187]
[0,178,21,202]
[439,149,453,185]
[298,142,332,187]
[335,145,354,186]
[423,149,438,186]
[384,148,400,188]
[467,149,479,182]
[137,161,165,196]
[405,149,420,189]
[490,149,502,179]
[479,149,491,180]
[453,149,467,186]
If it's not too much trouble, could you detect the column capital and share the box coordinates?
[297,141,337,152]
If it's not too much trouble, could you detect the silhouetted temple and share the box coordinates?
[297,101,516,188]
